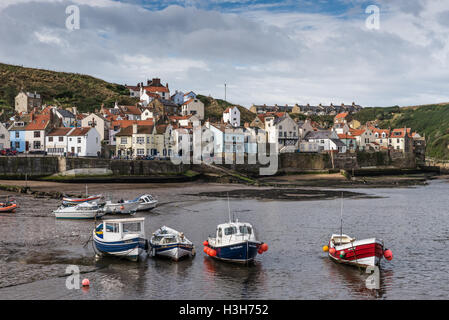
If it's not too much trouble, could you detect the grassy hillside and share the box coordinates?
[354,103,449,160]
[0,63,138,114]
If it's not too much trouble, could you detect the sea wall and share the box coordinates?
[0,151,420,179]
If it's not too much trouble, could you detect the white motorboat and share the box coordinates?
[103,200,139,215]
[53,202,105,219]
[149,226,195,261]
[93,217,148,261]
[125,194,158,211]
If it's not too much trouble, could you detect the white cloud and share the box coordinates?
[0,0,448,108]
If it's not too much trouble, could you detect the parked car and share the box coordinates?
[0,149,18,156]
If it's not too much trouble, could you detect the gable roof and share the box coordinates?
[47,127,73,136]
[24,114,50,131]
[68,127,93,136]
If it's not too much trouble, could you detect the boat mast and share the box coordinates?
[227,192,231,223]
[340,192,343,245]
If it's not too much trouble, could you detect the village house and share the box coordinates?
[0,122,10,150]
[67,127,101,157]
[14,91,42,114]
[171,90,184,105]
[8,120,27,152]
[45,127,73,156]
[265,113,299,153]
[81,113,110,143]
[297,120,314,139]
[338,133,357,151]
[223,106,241,127]
[109,119,154,147]
[184,91,197,102]
[349,127,375,151]
[390,128,413,152]
[181,98,205,120]
[147,97,180,117]
[23,113,54,153]
[127,79,171,101]
[54,109,76,127]
[303,130,346,153]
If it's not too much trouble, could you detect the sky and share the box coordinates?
[1,0,449,108]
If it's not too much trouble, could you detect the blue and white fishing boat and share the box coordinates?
[204,219,265,264]
[93,217,148,261]
[149,226,195,261]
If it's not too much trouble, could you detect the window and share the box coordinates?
[15,132,19,138]
[59,137,63,142]
[33,141,41,149]
[123,222,141,233]
[77,137,81,144]
[137,137,145,144]
[218,228,222,238]
[48,137,53,142]
[224,226,237,235]
[34,131,40,138]
[105,223,119,233]
[137,149,145,155]
[77,147,81,153]
[121,137,127,144]
[15,142,20,149]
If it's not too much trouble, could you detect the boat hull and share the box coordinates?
[62,195,102,206]
[0,203,17,213]
[209,241,260,264]
[150,243,195,261]
[54,210,105,219]
[93,234,147,261]
[137,201,157,211]
[104,202,139,215]
[328,238,384,268]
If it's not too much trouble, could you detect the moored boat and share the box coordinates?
[103,199,139,215]
[53,202,105,219]
[93,217,148,261]
[203,220,268,264]
[125,194,158,211]
[62,194,103,206]
[0,201,17,213]
[324,234,393,268]
[149,226,195,261]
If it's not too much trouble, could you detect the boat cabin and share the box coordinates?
[95,218,145,241]
[330,234,355,245]
[212,221,257,246]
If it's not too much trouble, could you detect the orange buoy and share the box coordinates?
[120,206,125,210]
[207,248,212,256]
[203,246,208,253]
[258,248,264,254]
[82,279,90,287]
[384,249,393,261]
[203,240,209,246]
[329,248,336,255]
[261,243,268,252]
[210,249,217,257]
[322,245,329,252]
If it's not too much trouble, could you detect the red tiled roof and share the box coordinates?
[182,98,194,105]
[335,112,349,119]
[68,127,92,136]
[111,120,154,129]
[349,128,365,136]
[120,105,142,115]
[143,86,169,93]
[338,134,356,140]
[24,114,50,130]
[47,127,72,136]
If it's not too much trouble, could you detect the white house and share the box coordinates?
[0,122,10,150]
[24,114,52,153]
[45,127,73,155]
[67,127,101,157]
[81,113,109,142]
[223,106,241,127]
[141,108,155,121]
[303,130,346,153]
[181,98,205,120]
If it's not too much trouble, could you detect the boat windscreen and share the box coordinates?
[123,222,141,233]
[239,225,252,235]
[224,226,237,235]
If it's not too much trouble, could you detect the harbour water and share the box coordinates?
[0,179,448,299]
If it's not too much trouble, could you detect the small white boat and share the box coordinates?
[93,217,148,261]
[103,200,139,215]
[53,202,105,219]
[125,194,158,211]
[149,226,195,261]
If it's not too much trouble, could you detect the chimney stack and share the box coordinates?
[133,124,138,134]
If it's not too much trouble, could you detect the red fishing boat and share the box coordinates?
[324,234,393,268]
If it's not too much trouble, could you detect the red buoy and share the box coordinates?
[329,248,336,255]
[203,240,209,246]
[203,246,208,253]
[258,248,264,254]
[210,249,217,257]
[261,243,268,252]
[82,279,90,287]
[384,249,393,261]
